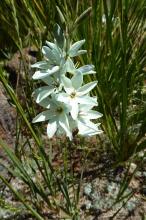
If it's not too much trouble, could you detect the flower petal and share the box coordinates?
[59,60,67,76]
[77,65,96,75]
[38,97,51,108]
[80,110,103,120]
[41,76,53,85]
[87,110,103,119]
[59,113,72,140]
[31,61,50,69]
[65,57,76,74]
[32,110,53,123]
[33,86,54,103]
[42,46,60,64]
[78,120,102,136]
[32,66,59,80]
[71,73,83,89]
[46,41,56,49]
[47,120,57,138]
[77,81,97,96]
[32,70,50,79]
[51,48,62,65]
[77,96,98,106]
[69,40,85,57]
[56,93,69,102]
[53,24,65,49]
[70,100,79,120]
[79,104,94,112]
[61,76,73,94]
[42,46,54,60]
[75,50,87,56]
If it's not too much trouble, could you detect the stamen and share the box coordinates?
[56,107,63,113]
[70,92,76,98]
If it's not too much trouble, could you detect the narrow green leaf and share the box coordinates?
[74,7,92,27]
[56,6,66,24]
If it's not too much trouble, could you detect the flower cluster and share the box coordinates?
[32,24,102,140]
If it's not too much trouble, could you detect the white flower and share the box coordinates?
[42,44,62,65]
[32,24,103,139]
[33,86,55,103]
[57,74,97,119]
[32,64,60,80]
[32,97,73,140]
[68,39,87,57]
[65,57,96,75]
[76,65,96,75]
[33,77,63,103]
[31,41,66,80]
[77,104,103,136]
[31,39,88,80]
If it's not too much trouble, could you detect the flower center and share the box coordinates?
[56,107,63,113]
[54,81,60,88]
[70,92,76,98]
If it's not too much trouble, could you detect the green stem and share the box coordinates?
[0,174,44,220]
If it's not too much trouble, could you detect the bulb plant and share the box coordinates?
[32,24,102,140]
[0,1,145,219]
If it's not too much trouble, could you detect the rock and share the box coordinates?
[129,163,137,174]
[0,47,37,147]
[4,47,37,87]
[0,83,16,147]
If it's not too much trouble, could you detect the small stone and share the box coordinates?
[129,163,137,174]
[84,183,92,196]
[86,201,92,210]
[81,201,92,210]
[138,151,144,158]
[90,206,102,216]
[135,171,142,178]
